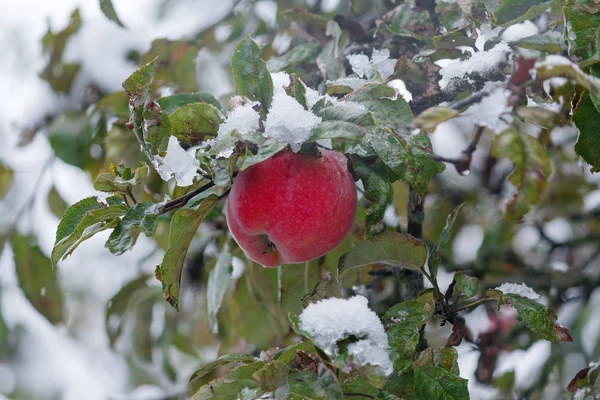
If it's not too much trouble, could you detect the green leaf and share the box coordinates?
[105,202,162,255]
[267,42,320,72]
[383,291,436,372]
[105,274,151,347]
[99,0,125,27]
[140,39,201,91]
[350,156,393,238]
[413,365,469,399]
[450,272,480,301]
[517,106,568,129]
[338,232,428,276]
[48,111,102,169]
[156,195,219,310]
[485,290,574,342]
[122,59,169,160]
[191,361,265,400]
[348,84,413,127]
[52,197,127,264]
[241,137,287,170]
[170,102,223,145]
[511,32,564,53]
[357,130,439,195]
[93,162,149,194]
[287,369,343,400]
[39,9,82,92]
[189,353,258,386]
[47,187,69,219]
[428,203,464,279]
[253,360,289,392]
[414,107,459,134]
[310,121,372,142]
[491,128,552,220]
[12,234,64,324]
[382,2,434,41]
[231,36,273,117]
[493,0,551,26]
[574,92,600,172]
[283,73,308,110]
[0,162,14,199]
[564,0,600,63]
[157,92,222,114]
[316,21,350,81]
[301,273,342,307]
[317,103,375,127]
[414,346,460,376]
[207,246,233,333]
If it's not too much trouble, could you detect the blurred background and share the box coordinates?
[1,0,600,399]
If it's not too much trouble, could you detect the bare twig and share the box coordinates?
[434,125,485,175]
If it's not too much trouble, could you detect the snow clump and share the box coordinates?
[299,295,393,375]
[495,283,540,299]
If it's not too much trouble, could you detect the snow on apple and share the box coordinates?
[495,283,540,299]
[153,135,200,187]
[299,296,393,376]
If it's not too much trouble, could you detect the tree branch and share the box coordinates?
[434,125,485,175]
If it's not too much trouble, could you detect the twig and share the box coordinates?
[159,180,216,214]
[453,297,495,313]
[434,126,485,175]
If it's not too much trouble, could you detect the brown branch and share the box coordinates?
[434,125,485,175]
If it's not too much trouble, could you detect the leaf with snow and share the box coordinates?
[491,128,552,221]
[326,77,368,96]
[383,291,436,372]
[298,296,393,376]
[153,136,200,187]
[105,202,162,255]
[232,36,273,118]
[494,282,539,299]
[93,162,149,195]
[156,195,218,310]
[338,231,428,276]
[347,49,396,81]
[438,42,511,90]
[485,289,573,342]
[534,55,600,98]
[348,83,413,128]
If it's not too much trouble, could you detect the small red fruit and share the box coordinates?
[226,149,357,267]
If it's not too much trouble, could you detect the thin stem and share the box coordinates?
[433,126,485,175]
[304,261,310,294]
[159,180,216,214]
[453,297,495,313]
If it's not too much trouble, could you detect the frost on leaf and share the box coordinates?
[299,296,393,375]
[153,136,200,187]
[494,282,540,299]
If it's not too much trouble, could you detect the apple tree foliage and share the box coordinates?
[4,0,600,398]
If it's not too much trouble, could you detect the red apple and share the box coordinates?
[226,149,357,267]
